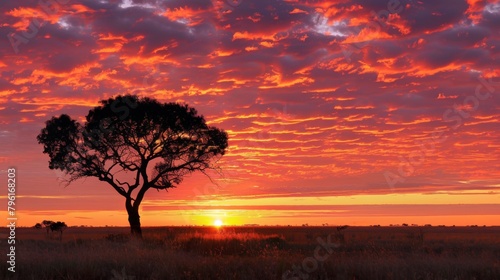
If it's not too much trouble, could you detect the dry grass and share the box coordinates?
[1,226,499,279]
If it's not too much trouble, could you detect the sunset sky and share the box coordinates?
[1,0,499,227]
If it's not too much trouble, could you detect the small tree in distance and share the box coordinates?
[42,220,54,235]
[50,221,68,240]
[37,220,67,239]
[37,95,228,237]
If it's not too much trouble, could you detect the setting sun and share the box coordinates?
[214,219,223,227]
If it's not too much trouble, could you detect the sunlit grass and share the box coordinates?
[2,226,499,279]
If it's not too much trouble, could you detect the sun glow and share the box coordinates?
[214,219,223,227]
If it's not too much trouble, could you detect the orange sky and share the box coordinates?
[0,0,499,227]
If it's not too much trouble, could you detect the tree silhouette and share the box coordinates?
[37,95,228,237]
[42,220,55,235]
[50,221,68,240]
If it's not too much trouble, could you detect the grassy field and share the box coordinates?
[1,226,499,279]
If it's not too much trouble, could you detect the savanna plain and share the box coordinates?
[1,225,499,280]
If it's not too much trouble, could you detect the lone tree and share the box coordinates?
[42,220,55,235]
[50,221,68,240]
[37,95,228,237]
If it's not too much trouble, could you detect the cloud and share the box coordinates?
[0,0,498,226]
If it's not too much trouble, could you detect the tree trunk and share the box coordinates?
[127,204,142,238]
